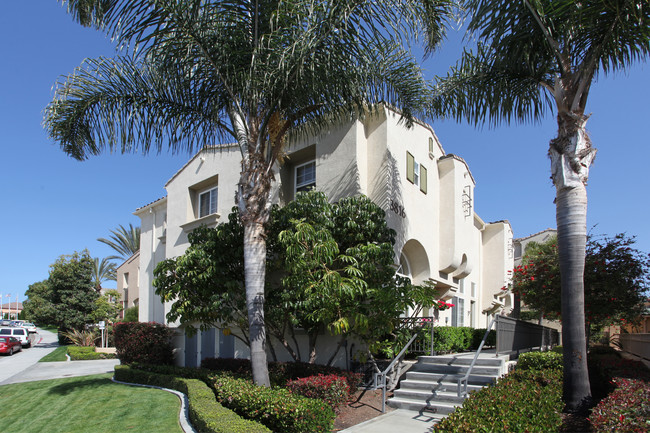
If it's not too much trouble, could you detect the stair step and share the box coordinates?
[411,364,501,376]
[399,378,484,394]
[417,355,507,367]
[405,371,497,386]
[393,388,466,404]
[386,396,461,414]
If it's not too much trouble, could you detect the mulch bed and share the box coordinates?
[334,389,394,431]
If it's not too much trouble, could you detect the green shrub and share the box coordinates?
[123,306,139,322]
[434,369,563,432]
[68,346,116,360]
[432,326,473,353]
[114,365,270,433]
[589,377,650,432]
[517,351,563,371]
[286,374,350,411]
[113,322,174,365]
[210,373,335,433]
[470,328,496,349]
[201,358,362,394]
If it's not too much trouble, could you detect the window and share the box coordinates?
[295,161,316,193]
[406,151,427,194]
[451,296,465,327]
[198,186,218,217]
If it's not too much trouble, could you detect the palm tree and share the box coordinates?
[44,0,453,386]
[98,224,140,261]
[92,257,118,292]
[431,0,649,412]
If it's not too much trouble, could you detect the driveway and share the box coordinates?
[0,328,120,385]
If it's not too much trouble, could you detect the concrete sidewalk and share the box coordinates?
[0,358,121,385]
[339,409,442,433]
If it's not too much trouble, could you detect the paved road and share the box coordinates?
[0,328,119,385]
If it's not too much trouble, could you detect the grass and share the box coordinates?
[38,345,68,362]
[0,374,183,433]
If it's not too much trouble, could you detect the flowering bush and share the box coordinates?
[434,300,455,311]
[286,374,350,411]
[113,321,174,365]
[589,378,650,432]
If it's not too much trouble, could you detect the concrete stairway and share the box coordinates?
[386,352,509,417]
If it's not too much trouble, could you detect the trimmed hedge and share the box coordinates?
[434,368,563,432]
[126,363,337,433]
[113,322,175,365]
[415,327,496,355]
[114,365,270,433]
[209,372,335,433]
[201,357,362,394]
[517,351,562,371]
[67,346,117,360]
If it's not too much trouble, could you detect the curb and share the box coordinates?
[112,377,197,433]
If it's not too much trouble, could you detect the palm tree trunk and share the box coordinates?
[556,184,591,412]
[550,112,596,413]
[243,220,271,387]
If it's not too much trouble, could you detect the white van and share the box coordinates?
[0,327,31,348]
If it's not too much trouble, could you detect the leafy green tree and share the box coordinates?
[430,0,650,412]
[98,224,140,261]
[155,192,436,365]
[91,257,117,291]
[91,289,123,323]
[123,305,139,322]
[47,251,100,332]
[513,234,649,339]
[23,280,56,326]
[45,0,452,386]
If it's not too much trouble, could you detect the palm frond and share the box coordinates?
[97,224,140,260]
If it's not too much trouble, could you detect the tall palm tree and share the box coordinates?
[431,0,649,412]
[92,257,117,292]
[98,224,140,261]
[44,0,453,386]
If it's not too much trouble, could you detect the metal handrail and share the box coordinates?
[457,315,498,398]
[374,331,420,413]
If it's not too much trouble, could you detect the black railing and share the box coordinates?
[495,315,559,356]
[397,316,436,356]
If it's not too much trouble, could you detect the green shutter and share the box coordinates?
[406,152,414,184]
[420,165,427,194]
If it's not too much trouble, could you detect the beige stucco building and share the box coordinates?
[135,106,514,367]
[116,251,140,318]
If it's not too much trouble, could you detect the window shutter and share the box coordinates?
[420,165,427,194]
[406,152,415,184]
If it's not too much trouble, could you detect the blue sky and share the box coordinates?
[1,3,648,303]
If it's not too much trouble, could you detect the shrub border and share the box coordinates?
[112,375,195,433]
[114,365,271,433]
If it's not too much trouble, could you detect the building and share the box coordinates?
[135,106,514,367]
[116,251,140,318]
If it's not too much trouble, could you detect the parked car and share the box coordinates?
[21,322,37,333]
[0,327,30,348]
[0,320,11,327]
[0,336,22,355]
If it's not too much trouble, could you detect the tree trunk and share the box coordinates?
[243,221,271,387]
[550,111,596,413]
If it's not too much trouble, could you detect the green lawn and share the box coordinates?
[0,374,183,433]
[38,346,68,362]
